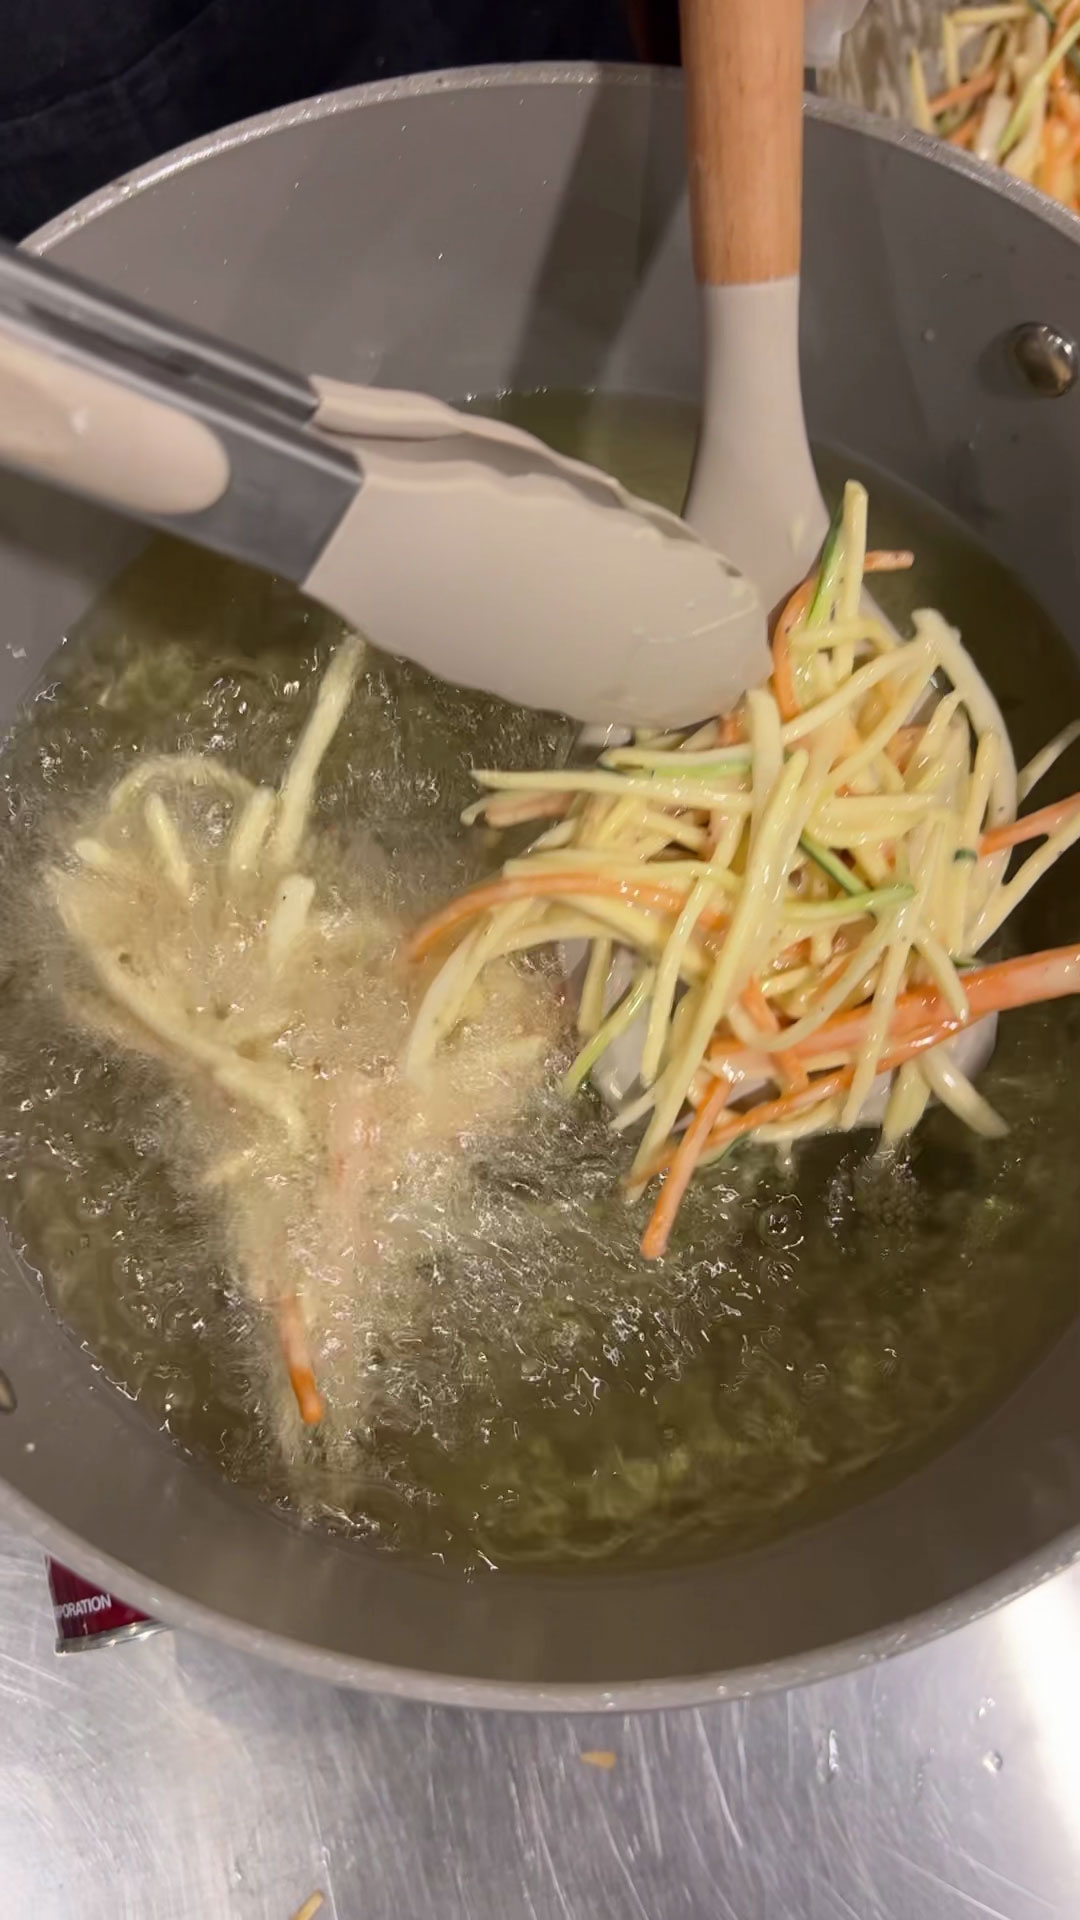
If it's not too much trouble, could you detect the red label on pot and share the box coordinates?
[46,1560,160,1653]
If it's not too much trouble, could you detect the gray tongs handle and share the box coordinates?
[0,240,360,579]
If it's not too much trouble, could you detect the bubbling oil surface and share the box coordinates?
[2,391,1080,1570]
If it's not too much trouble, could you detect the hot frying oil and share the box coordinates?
[1,392,1079,1568]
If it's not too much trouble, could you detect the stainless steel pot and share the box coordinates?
[2,65,1080,1708]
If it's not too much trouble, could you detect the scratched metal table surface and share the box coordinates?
[2,1525,1078,1919]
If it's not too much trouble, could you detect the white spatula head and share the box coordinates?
[686,280,828,607]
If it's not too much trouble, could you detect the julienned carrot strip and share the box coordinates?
[640,1071,733,1259]
[738,979,773,1028]
[710,943,1080,1076]
[1053,69,1080,129]
[928,66,997,116]
[739,980,810,1092]
[278,1293,325,1426]
[715,710,747,746]
[483,791,573,828]
[698,1022,980,1165]
[639,1003,1031,1208]
[1039,110,1076,199]
[638,1071,853,1191]
[770,648,799,723]
[948,115,978,149]
[980,790,1080,854]
[769,536,909,716]
[771,578,813,722]
[407,873,730,962]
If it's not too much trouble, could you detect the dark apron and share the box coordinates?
[1,0,636,239]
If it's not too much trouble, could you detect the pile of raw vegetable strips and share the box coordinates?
[407,481,1080,1258]
[911,1,1080,204]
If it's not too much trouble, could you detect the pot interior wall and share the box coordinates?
[1,70,1079,1701]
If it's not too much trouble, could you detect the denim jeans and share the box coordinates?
[2,0,635,239]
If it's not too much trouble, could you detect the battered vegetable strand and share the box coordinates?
[51,635,554,1431]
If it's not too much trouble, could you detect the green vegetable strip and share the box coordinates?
[998,12,1080,157]
[560,967,655,1097]
[798,831,865,897]
[806,499,846,628]
[783,884,915,924]
[1025,0,1080,83]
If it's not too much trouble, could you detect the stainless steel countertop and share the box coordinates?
[2,1525,1077,1918]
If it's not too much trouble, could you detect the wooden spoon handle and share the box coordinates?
[679,0,806,287]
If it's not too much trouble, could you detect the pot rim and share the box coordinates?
[5,1467,1078,1710]
[29,60,1080,260]
[9,61,1080,1709]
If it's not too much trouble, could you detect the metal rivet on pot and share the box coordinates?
[0,1367,16,1412]
[1010,322,1078,396]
